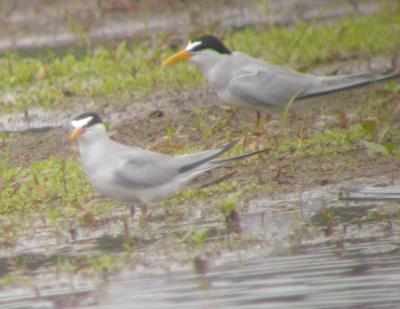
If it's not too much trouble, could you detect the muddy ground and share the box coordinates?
[4,84,399,200]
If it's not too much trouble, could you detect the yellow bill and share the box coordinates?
[162,50,192,67]
[69,128,84,140]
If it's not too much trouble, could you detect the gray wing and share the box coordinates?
[113,141,238,189]
[113,149,180,189]
[228,60,318,110]
[229,54,400,109]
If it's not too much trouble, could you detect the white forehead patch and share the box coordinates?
[71,116,92,128]
[185,41,202,52]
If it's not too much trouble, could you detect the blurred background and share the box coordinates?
[0,0,386,53]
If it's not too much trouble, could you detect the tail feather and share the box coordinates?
[299,70,400,100]
[178,140,238,174]
[185,147,269,177]
[210,148,269,166]
[193,148,269,176]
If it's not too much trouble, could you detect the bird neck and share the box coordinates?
[189,52,227,75]
[77,127,110,155]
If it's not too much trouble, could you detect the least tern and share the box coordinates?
[162,35,400,124]
[70,112,266,214]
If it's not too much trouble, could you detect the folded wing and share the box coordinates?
[229,54,400,110]
[228,62,317,109]
[113,141,238,189]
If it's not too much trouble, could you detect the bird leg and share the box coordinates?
[122,216,130,240]
[130,205,136,222]
[252,112,273,150]
[129,204,149,226]
[254,111,262,133]
[253,112,273,133]
[138,204,150,226]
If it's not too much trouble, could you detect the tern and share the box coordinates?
[70,112,266,217]
[162,35,400,125]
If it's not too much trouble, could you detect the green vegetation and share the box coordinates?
[228,6,400,67]
[0,5,399,113]
[0,156,118,241]
[0,45,202,112]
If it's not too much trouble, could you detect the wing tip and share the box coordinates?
[178,140,238,174]
[221,139,239,152]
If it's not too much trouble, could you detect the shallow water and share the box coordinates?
[94,233,400,309]
[1,180,399,309]
[87,184,400,309]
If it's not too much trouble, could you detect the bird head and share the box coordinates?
[162,35,232,67]
[69,112,104,140]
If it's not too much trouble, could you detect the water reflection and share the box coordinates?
[1,183,399,308]
[96,226,400,309]
[90,184,400,309]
